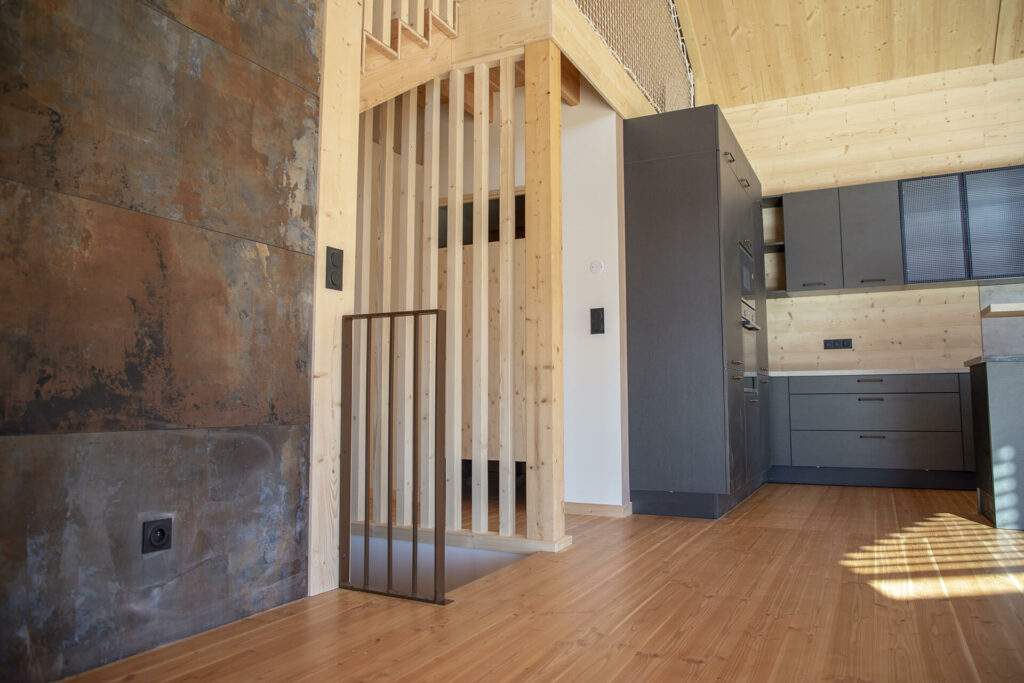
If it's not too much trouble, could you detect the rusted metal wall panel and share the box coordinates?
[0,0,321,679]
[0,0,319,254]
[0,180,312,435]
[0,425,309,680]
[141,0,323,94]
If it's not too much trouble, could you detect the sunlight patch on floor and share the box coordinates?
[841,512,1024,600]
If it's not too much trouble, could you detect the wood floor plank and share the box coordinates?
[72,485,1024,682]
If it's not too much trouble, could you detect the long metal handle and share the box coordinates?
[859,435,887,439]
[730,360,744,366]
[747,398,759,403]
[861,278,887,283]
[857,378,884,383]
[802,282,827,287]
[731,375,744,381]
[858,397,885,402]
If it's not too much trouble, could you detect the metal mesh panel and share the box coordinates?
[966,166,1024,279]
[901,175,968,283]
[572,0,693,112]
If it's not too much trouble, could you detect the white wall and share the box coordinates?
[561,81,629,507]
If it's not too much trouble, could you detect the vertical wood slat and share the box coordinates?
[471,62,490,534]
[379,0,392,42]
[413,0,426,34]
[376,99,396,524]
[498,57,516,536]
[396,89,417,527]
[524,41,566,543]
[353,109,375,521]
[445,68,464,531]
[421,78,442,528]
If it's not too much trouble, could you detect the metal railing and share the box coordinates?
[339,309,447,604]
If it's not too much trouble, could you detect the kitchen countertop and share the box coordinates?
[964,355,1024,367]
[769,368,968,376]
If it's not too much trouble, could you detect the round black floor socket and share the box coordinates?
[142,518,172,554]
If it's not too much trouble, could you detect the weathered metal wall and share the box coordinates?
[0,0,321,679]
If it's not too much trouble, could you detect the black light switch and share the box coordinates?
[326,247,343,291]
[590,308,605,334]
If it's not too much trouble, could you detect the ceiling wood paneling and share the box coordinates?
[684,0,1022,107]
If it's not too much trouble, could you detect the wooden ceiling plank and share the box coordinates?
[994,0,1024,63]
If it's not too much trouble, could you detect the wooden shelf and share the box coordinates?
[981,303,1024,318]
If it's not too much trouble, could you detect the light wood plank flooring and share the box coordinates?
[73,484,1024,682]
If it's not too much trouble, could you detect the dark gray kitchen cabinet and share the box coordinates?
[783,188,844,291]
[767,377,791,466]
[965,166,1024,279]
[839,182,905,288]
[900,174,969,284]
[624,105,765,519]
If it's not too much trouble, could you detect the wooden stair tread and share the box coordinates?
[361,4,459,75]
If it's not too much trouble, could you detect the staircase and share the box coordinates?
[361,1,460,110]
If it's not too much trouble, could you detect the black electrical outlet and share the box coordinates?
[142,518,172,554]
[824,338,853,350]
[326,247,343,291]
[590,308,605,334]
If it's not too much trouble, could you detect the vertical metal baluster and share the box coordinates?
[387,316,396,593]
[363,319,373,588]
[433,310,447,603]
[412,314,422,596]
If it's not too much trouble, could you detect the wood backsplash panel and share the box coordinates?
[767,285,982,371]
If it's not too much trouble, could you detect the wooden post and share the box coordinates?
[396,89,417,527]
[445,68,464,531]
[376,98,396,524]
[421,77,442,529]
[524,40,565,543]
[308,0,363,595]
[497,56,516,536]
[471,62,490,534]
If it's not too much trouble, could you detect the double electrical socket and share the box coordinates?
[823,338,853,350]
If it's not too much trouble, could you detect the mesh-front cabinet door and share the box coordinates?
[900,174,968,283]
[965,166,1024,280]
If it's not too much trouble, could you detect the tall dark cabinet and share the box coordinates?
[624,105,768,519]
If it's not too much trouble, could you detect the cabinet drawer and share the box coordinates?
[788,374,959,394]
[790,393,961,431]
[792,431,963,470]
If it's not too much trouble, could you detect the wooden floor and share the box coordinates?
[74,484,1024,682]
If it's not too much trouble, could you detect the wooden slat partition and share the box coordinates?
[497,56,516,536]
[375,99,396,524]
[420,77,441,529]
[352,109,375,521]
[524,40,566,543]
[396,89,417,527]
[445,67,465,531]
[471,62,490,534]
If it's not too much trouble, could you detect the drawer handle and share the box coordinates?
[740,178,751,188]
[731,375,744,381]
[802,282,827,287]
[857,379,883,383]
[723,151,736,163]
[730,360,744,366]
[858,397,885,402]
[859,435,886,439]
[747,398,759,403]
[861,278,886,283]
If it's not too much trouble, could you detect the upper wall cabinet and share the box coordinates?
[839,182,904,288]
[965,166,1024,279]
[901,174,969,284]
[783,188,844,292]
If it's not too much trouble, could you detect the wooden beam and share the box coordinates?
[550,0,655,119]
[471,63,490,534]
[308,0,362,596]
[445,68,465,531]
[524,40,567,544]
[498,56,516,537]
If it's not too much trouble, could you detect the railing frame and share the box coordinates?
[339,309,447,604]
